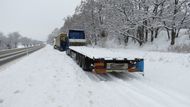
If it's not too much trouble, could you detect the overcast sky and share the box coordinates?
[0,0,81,41]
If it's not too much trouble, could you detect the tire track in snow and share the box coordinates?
[107,73,190,107]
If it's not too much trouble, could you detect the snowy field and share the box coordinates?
[0,45,190,107]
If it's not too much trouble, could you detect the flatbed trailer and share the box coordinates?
[66,46,144,74]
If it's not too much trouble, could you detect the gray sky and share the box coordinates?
[0,0,81,41]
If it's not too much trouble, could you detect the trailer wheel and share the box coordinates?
[76,54,80,65]
[54,45,57,49]
[79,55,83,67]
[81,57,86,70]
[82,57,92,72]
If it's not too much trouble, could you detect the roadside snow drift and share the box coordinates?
[0,46,190,107]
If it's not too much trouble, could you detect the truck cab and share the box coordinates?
[68,30,86,46]
[54,33,69,51]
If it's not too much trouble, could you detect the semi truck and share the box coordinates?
[55,30,144,74]
[53,33,69,51]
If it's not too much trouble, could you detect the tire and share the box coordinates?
[76,54,79,64]
[79,55,83,67]
[82,57,92,72]
[82,56,86,70]
[54,45,57,49]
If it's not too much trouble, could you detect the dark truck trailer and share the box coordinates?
[66,46,144,74]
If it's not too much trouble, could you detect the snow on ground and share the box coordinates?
[0,45,190,107]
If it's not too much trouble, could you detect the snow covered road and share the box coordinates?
[0,46,190,107]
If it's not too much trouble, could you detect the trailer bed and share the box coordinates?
[69,46,143,60]
[67,46,144,74]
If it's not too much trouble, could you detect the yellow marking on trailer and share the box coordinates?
[94,62,104,66]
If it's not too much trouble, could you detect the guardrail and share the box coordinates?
[0,45,45,66]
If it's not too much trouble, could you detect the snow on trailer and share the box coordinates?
[67,46,144,74]
[69,46,143,60]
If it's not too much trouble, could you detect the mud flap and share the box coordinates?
[136,59,144,72]
[94,59,106,74]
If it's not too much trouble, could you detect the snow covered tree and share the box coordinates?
[52,0,190,47]
[47,28,60,45]
[0,32,8,50]
[7,32,21,48]
[162,0,190,45]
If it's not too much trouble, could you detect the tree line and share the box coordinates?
[0,32,43,50]
[48,0,190,46]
